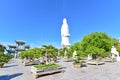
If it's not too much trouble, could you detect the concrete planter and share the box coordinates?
[31,65,63,78]
[74,63,82,68]
[87,61,105,65]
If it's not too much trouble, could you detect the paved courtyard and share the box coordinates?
[1,58,120,80]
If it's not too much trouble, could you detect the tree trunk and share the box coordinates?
[44,52,49,64]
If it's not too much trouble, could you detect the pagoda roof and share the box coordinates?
[8,44,17,48]
[15,40,25,44]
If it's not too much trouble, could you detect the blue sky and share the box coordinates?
[0,0,120,48]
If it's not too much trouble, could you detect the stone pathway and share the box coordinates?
[1,59,120,80]
[0,59,35,80]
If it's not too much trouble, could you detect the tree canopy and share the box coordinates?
[0,44,5,52]
[19,45,58,64]
[70,32,118,58]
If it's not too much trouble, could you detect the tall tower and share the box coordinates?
[61,18,70,48]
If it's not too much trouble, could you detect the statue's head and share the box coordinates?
[63,18,67,24]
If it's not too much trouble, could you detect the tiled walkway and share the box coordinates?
[1,58,120,80]
[0,59,34,80]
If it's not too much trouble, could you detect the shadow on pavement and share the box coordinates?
[0,73,23,80]
[3,65,18,68]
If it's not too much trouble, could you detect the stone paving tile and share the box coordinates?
[1,59,120,80]
[0,59,35,80]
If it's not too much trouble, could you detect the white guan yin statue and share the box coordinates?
[61,18,70,48]
[111,46,120,61]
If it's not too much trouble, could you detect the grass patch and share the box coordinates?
[34,64,60,69]
[89,59,102,63]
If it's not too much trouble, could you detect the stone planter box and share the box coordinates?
[74,63,82,68]
[24,60,39,66]
[64,59,73,62]
[87,61,105,65]
[103,58,116,62]
[31,65,64,78]
[64,58,73,62]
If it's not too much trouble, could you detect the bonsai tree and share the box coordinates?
[0,44,6,52]
[19,48,42,61]
[0,52,12,67]
[41,45,58,64]
[19,45,58,64]
[70,42,86,60]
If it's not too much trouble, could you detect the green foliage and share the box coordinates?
[19,45,58,64]
[34,64,60,69]
[41,45,58,65]
[70,42,85,58]
[70,32,117,59]
[70,42,82,51]
[77,50,86,58]
[73,59,80,64]
[66,49,73,58]
[19,48,42,60]
[42,45,58,59]
[0,44,5,52]
[116,44,120,53]
[58,48,64,57]
[85,46,105,55]
[0,52,12,63]
[58,47,73,59]
[0,62,5,65]
[81,32,114,52]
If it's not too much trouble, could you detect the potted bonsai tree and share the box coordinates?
[73,59,82,68]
